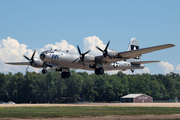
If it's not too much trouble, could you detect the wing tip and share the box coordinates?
[167,44,175,47]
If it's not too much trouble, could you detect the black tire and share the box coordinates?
[61,72,71,78]
[61,72,65,78]
[99,68,104,75]
[95,68,99,75]
[95,68,104,75]
[42,69,47,74]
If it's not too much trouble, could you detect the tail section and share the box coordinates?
[127,38,139,51]
[126,38,140,73]
[126,38,141,60]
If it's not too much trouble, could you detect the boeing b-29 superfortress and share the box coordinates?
[6,38,175,78]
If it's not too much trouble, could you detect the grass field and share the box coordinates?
[0,106,180,118]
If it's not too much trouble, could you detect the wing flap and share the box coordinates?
[118,44,175,58]
[131,61,160,65]
[5,62,30,65]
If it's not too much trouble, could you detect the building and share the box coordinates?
[121,94,153,103]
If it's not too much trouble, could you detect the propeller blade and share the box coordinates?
[23,55,30,61]
[23,50,36,72]
[31,50,36,60]
[105,41,110,51]
[96,46,103,52]
[77,45,90,67]
[72,58,79,63]
[96,41,111,58]
[77,45,81,55]
[26,65,30,72]
[84,50,90,55]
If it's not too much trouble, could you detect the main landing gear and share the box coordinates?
[42,68,71,78]
[61,72,71,78]
[95,68,104,75]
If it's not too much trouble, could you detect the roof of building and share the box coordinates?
[121,94,144,98]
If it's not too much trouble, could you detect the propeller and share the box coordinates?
[23,50,36,72]
[77,45,90,67]
[96,41,112,58]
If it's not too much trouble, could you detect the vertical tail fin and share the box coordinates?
[127,38,141,73]
[127,38,141,60]
[127,38,139,51]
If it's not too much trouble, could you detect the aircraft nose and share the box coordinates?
[40,53,46,60]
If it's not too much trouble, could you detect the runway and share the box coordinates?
[1,103,180,107]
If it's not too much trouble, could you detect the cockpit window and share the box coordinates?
[42,50,54,54]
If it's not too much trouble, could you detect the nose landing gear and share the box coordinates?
[42,64,47,74]
[42,69,47,74]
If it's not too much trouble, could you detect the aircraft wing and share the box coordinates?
[5,62,30,65]
[95,44,174,64]
[131,61,160,65]
[118,44,175,59]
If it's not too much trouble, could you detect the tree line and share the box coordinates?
[0,69,180,103]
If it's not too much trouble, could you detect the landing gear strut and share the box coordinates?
[42,64,47,74]
[95,68,104,75]
[61,72,71,78]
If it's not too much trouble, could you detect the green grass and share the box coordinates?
[0,106,180,118]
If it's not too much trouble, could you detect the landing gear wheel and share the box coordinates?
[61,72,71,78]
[95,68,99,75]
[99,68,104,75]
[42,69,47,74]
[95,68,104,75]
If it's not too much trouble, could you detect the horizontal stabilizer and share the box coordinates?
[131,61,160,65]
[5,62,30,65]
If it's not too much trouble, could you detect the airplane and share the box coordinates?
[6,38,175,78]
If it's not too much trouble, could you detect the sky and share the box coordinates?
[0,0,180,75]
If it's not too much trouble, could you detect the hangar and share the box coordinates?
[121,94,153,103]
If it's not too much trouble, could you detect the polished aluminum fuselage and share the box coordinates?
[40,50,144,71]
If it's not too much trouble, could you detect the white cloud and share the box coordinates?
[107,67,150,75]
[83,36,106,56]
[158,61,174,74]
[143,67,150,73]
[107,70,119,75]
[0,37,36,73]
[40,40,77,54]
[176,64,180,71]
[107,70,133,75]
[135,67,150,74]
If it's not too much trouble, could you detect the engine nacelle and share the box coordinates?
[107,49,118,58]
[31,57,44,68]
[84,54,95,62]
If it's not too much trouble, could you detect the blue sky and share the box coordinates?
[0,0,180,74]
